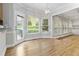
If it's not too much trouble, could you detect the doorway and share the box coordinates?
[16,15,24,40]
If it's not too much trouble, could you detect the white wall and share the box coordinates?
[3,3,16,47]
[14,4,52,41]
[52,15,72,37]
[52,4,79,16]
[4,3,78,48]
[2,3,79,55]
[0,30,6,56]
[72,19,79,35]
[3,3,52,47]
[5,3,77,47]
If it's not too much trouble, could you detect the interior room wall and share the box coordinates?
[14,4,52,41]
[3,3,79,48]
[0,30,6,55]
[3,3,16,47]
[3,3,52,47]
[52,15,72,37]
[56,7,79,35]
[72,19,79,35]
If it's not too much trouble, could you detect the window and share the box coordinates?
[16,15,24,40]
[27,16,39,33]
[16,15,24,30]
[42,18,48,32]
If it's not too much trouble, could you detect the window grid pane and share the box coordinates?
[27,16,39,33]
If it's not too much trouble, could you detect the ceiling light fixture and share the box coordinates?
[45,9,50,14]
[45,3,50,14]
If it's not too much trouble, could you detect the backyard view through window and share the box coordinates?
[42,18,48,32]
[28,16,39,33]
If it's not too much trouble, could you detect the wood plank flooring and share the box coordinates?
[5,35,79,56]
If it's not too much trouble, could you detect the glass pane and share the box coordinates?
[28,16,39,33]
[42,26,48,31]
[43,19,48,25]
[42,19,48,32]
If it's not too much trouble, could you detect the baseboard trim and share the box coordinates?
[53,33,73,39]
[6,36,52,48]
[6,33,72,48]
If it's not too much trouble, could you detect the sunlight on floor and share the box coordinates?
[16,46,25,56]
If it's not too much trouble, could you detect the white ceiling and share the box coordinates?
[22,3,79,14]
[24,3,66,12]
[58,8,79,20]
[15,3,79,16]
[14,3,79,21]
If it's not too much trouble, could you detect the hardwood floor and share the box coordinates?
[5,35,79,56]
